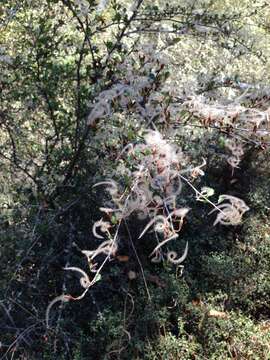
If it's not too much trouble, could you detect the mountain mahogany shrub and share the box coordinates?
[5,0,263,328]
[1,2,270,357]
[45,42,259,325]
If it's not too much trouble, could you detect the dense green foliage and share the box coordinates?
[1,0,270,359]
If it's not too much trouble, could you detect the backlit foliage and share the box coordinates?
[1,0,270,359]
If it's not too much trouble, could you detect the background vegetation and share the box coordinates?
[0,0,270,359]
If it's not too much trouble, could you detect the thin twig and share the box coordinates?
[124,220,151,301]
